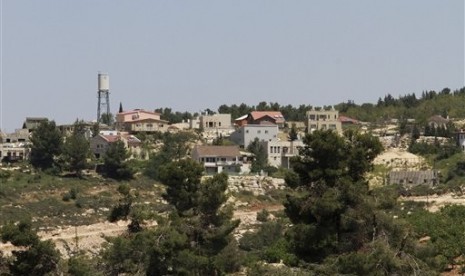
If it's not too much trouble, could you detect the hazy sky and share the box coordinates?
[1,1,464,131]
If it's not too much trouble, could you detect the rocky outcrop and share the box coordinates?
[227,176,286,195]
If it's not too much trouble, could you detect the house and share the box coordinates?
[428,115,449,129]
[90,132,143,159]
[262,140,304,168]
[22,117,48,132]
[247,111,285,128]
[229,124,279,148]
[388,170,438,186]
[306,108,342,135]
[116,109,169,133]
[192,145,243,174]
[58,121,99,140]
[3,129,30,143]
[234,114,249,127]
[199,114,232,130]
[339,115,360,126]
[0,142,29,162]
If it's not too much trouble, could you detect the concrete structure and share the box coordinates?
[388,170,438,186]
[0,143,29,162]
[262,140,304,168]
[90,132,143,159]
[3,129,30,143]
[58,122,97,140]
[22,117,48,132]
[306,108,342,135]
[97,72,111,123]
[189,117,201,129]
[199,113,232,130]
[192,145,243,174]
[116,109,169,133]
[230,124,278,148]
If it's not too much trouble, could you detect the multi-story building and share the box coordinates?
[116,109,169,133]
[22,117,48,132]
[262,140,304,168]
[0,143,29,162]
[90,132,143,159]
[191,145,243,174]
[230,124,278,148]
[199,114,232,130]
[306,108,342,135]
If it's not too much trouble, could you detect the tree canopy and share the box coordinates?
[29,121,63,171]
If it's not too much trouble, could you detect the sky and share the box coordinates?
[0,1,464,132]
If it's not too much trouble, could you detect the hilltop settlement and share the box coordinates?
[3,87,465,274]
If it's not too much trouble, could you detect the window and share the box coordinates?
[246,130,249,133]
[265,130,268,134]
[219,122,222,127]
[257,130,261,134]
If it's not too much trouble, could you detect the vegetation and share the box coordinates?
[102,140,134,180]
[247,137,268,173]
[29,121,63,172]
[5,88,465,274]
[62,120,92,177]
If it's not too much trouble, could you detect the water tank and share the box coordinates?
[98,73,110,91]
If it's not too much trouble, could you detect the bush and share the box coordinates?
[256,209,270,222]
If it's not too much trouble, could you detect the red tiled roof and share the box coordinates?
[338,116,359,124]
[250,111,284,121]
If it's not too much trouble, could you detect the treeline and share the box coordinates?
[155,86,465,126]
[336,87,465,124]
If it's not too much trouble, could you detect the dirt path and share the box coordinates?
[401,193,465,212]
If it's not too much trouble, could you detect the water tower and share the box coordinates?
[97,72,110,123]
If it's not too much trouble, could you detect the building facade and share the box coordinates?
[116,109,169,133]
[199,114,232,130]
[306,108,342,135]
[230,124,278,148]
[262,140,304,168]
[192,145,243,174]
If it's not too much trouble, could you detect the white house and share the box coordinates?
[230,124,278,148]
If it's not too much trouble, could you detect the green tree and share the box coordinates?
[30,120,63,171]
[156,168,240,275]
[1,220,61,276]
[285,130,383,262]
[63,120,91,177]
[100,112,114,126]
[247,138,268,173]
[288,125,298,141]
[103,140,133,180]
[158,159,204,215]
[145,131,196,180]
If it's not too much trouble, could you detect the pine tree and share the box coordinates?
[29,121,63,171]
[285,130,383,262]
[63,120,90,177]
